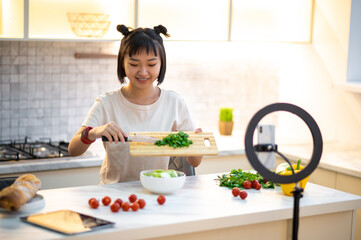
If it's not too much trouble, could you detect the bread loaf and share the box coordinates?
[0,174,41,211]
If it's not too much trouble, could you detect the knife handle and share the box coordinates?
[101,136,128,142]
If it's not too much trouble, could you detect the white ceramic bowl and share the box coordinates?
[140,170,186,195]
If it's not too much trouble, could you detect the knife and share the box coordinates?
[101,134,160,143]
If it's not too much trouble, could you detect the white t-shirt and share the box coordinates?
[82,88,195,184]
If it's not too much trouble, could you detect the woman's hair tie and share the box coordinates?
[117,24,131,37]
[153,25,170,37]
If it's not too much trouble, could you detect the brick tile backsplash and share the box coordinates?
[0,40,279,141]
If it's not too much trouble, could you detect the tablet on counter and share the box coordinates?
[21,209,114,235]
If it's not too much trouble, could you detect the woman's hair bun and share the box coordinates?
[153,25,170,37]
[117,24,130,36]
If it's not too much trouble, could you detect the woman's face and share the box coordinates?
[124,50,161,90]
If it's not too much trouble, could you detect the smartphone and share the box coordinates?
[257,124,276,170]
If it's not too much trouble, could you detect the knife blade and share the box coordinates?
[102,134,160,143]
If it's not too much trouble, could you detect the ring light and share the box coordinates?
[244,103,323,184]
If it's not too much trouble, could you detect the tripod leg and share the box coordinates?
[292,186,303,240]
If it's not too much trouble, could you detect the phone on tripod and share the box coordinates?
[257,124,276,169]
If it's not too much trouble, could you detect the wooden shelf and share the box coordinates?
[74,53,117,59]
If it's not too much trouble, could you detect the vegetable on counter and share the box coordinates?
[155,131,193,148]
[129,194,137,203]
[157,195,166,205]
[216,169,275,189]
[232,187,248,200]
[276,158,302,174]
[102,196,111,206]
[88,198,99,209]
[276,159,310,196]
[87,194,164,213]
[239,190,248,199]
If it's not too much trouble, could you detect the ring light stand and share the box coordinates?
[244,103,323,240]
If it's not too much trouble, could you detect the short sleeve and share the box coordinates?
[173,97,195,131]
[82,97,106,127]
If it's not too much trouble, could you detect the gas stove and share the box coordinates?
[0,137,70,161]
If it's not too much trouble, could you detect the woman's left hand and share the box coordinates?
[186,128,203,167]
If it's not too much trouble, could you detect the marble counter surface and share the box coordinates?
[0,173,360,240]
[279,141,361,179]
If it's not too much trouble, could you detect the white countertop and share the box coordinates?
[279,141,361,179]
[1,173,360,240]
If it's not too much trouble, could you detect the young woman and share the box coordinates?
[68,25,202,184]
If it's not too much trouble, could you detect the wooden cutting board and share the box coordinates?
[129,132,218,156]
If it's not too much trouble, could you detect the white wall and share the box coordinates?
[0,41,280,141]
[277,0,361,145]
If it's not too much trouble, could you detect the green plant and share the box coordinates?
[219,108,233,122]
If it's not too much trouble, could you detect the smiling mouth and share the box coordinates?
[137,77,148,81]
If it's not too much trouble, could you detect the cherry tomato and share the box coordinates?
[136,199,146,209]
[115,198,123,206]
[122,202,130,211]
[88,198,99,209]
[263,178,268,184]
[131,202,140,211]
[255,183,262,190]
[88,197,96,205]
[129,194,137,203]
[232,187,241,197]
[252,180,260,188]
[243,181,252,189]
[239,190,248,199]
[102,196,111,206]
[157,195,166,205]
[110,202,121,212]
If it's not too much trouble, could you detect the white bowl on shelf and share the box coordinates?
[140,170,186,195]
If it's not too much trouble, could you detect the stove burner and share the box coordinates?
[0,137,70,161]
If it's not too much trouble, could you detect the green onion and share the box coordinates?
[155,131,193,148]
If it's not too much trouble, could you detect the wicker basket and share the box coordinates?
[67,13,110,38]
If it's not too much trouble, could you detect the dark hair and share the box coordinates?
[116,25,170,85]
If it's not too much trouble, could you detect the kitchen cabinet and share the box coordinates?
[0,174,360,239]
[1,0,313,41]
[138,0,229,41]
[1,0,229,41]
[0,0,24,39]
[0,0,134,40]
[231,0,313,42]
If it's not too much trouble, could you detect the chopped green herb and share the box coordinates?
[216,169,275,189]
[155,131,193,148]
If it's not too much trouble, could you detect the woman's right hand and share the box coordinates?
[89,121,128,143]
